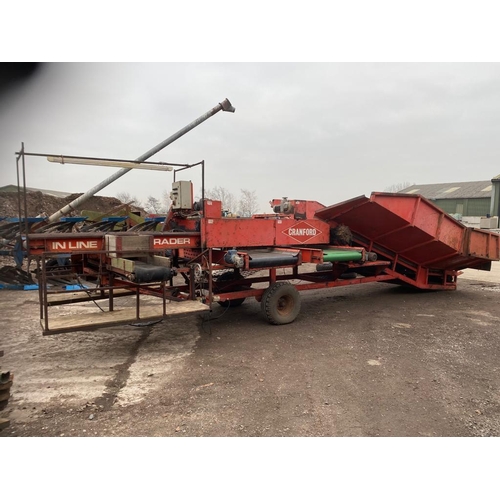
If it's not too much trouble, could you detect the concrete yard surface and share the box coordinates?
[0,262,499,437]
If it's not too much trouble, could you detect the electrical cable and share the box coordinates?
[76,275,106,312]
[200,299,231,335]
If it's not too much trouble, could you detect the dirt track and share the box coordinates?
[1,263,499,437]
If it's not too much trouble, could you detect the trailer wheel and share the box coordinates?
[216,271,246,308]
[261,282,301,325]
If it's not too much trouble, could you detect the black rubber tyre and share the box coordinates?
[261,282,301,325]
[216,271,246,308]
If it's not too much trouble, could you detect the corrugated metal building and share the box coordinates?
[398,179,497,217]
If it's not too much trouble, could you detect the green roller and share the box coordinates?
[322,250,363,262]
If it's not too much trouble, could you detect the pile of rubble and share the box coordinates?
[0,190,133,218]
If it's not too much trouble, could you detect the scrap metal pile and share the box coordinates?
[0,194,144,288]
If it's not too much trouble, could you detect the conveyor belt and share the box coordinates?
[248,250,300,268]
[131,261,174,283]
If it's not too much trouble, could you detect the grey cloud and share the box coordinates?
[1,63,499,212]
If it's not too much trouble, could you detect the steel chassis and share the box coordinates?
[13,148,500,334]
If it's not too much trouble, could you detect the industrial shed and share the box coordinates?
[398,177,500,218]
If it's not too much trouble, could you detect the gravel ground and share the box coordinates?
[1,262,499,437]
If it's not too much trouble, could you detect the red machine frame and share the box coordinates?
[18,152,500,334]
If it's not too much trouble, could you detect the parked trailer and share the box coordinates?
[24,167,500,334]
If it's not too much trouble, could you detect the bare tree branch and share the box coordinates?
[205,186,238,213]
[385,181,413,193]
[238,189,259,217]
[144,196,163,214]
[116,191,136,204]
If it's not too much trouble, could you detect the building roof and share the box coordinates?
[0,185,71,198]
[398,180,493,200]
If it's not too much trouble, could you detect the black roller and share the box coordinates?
[316,263,333,271]
[249,254,299,269]
[131,262,174,283]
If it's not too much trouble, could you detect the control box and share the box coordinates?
[170,181,193,209]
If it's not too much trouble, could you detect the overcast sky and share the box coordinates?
[1,62,500,213]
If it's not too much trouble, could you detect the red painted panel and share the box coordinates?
[370,193,417,223]
[48,238,103,253]
[203,218,277,247]
[202,217,330,248]
[204,199,222,218]
[275,219,330,246]
[151,234,201,249]
[372,193,466,252]
[28,235,104,254]
[467,228,500,259]
[376,226,433,253]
